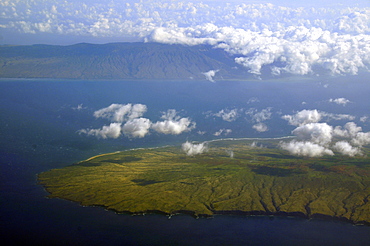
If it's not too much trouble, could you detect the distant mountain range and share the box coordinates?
[0,42,252,80]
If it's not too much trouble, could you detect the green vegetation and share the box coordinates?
[0,43,249,80]
[38,139,370,225]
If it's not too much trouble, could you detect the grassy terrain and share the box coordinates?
[38,139,370,225]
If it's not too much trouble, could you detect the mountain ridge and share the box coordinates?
[0,42,251,80]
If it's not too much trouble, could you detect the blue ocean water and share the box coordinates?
[1,78,370,245]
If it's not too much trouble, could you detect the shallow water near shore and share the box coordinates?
[1,78,370,245]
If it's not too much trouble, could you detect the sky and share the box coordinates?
[1,0,370,76]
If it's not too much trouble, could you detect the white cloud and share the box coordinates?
[213,128,232,136]
[282,109,322,126]
[79,122,122,139]
[351,131,370,147]
[246,108,273,130]
[282,109,355,126]
[332,141,362,156]
[360,116,368,122]
[251,108,272,123]
[214,109,239,122]
[252,123,268,132]
[333,122,370,146]
[329,97,351,106]
[292,122,333,146]
[333,122,362,138]
[93,103,147,123]
[202,69,219,82]
[151,109,195,135]
[81,104,197,139]
[282,120,370,157]
[324,113,355,121]
[122,118,151,138]
[182,141,208,156]
[280,140,334,157]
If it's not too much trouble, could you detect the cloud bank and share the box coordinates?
[2,1,370,77]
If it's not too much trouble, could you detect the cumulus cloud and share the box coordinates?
[252,123,268,132]
[80,103,151,138]
[214,109,239,122]
[282,119,370,157]
[333,122,370,146]
[280,140,334,157]
[351,132,370,147]
[251,108,272,123]
[182,141,208,156]
[282,109,322,126]
[202,70,219,82]
[93,103,147,123]
[332,141,362,156]
[151,109,195,135]
[80,104,197,139]
[4,1,370,77]
[79,123,122,139]
[329,97,351,106]
[292,122,333,146]
[282,109,355,126]
[333,122,362,138]
[122,118,151,138]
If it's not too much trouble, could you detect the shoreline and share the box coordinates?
[43,191,370,227]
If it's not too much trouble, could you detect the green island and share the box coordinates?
[38,138,370,225]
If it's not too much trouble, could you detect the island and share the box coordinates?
[38,139,370,225]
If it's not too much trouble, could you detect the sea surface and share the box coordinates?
[1,78,370,245]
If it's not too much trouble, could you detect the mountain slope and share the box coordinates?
[0,42,249,80]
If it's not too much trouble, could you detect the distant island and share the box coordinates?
[0,42,252,80]
[38,138,370,225]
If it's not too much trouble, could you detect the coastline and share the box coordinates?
[41,189,369,226]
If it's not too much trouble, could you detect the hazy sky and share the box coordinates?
[1,0,370,77]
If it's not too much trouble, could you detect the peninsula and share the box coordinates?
[38,139,370,225]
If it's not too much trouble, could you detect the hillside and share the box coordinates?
[0,42,250,80]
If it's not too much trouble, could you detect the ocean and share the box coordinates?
[1,78,369,245]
